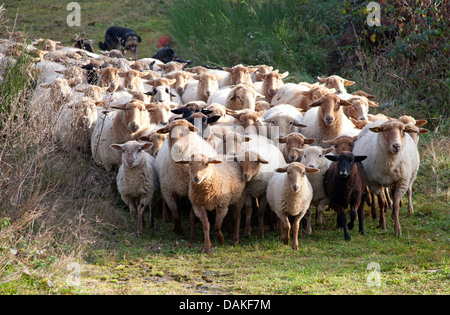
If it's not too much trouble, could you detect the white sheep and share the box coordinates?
[91,100,152,171]
[300,94,360,148]
[110,141,160,237]
[297,146,334,233]
[270,83,310,106]
[52,97,105,153]
[182,73,220,104]
[261,104,306,139]
[266,162,319,250]
[233,135,286,238]
[352,120,421,236]
[175,153,246,253]
[154,120,218,238]
[207,83,262,111]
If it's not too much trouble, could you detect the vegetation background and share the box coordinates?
[0,0,448,294]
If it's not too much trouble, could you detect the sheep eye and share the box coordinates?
[319,155,322,158]
[138,148,142,152]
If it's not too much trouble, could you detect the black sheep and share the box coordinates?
[324,151,368,241]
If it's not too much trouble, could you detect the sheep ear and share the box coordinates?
[171,108,184,114]
[292,120,307,128]
[258,156,270,164]
[201,109,214,115]
[339,99,353,107]
[275,166,288,173]
[188,124,200,133]
[308,98,323,108]
[322,139,334,145]
[369,126,383,133]
[305,167,320,174]
[110,144,122,151]
[368,101,379,107]
[223,67,233,73]
[304,138,316,145]
[415,119,427,127]
[279,71,289,79]
[325,155,337,162]
[156,126,170,134]
[317,77,328,83]
[418,127,429,134]
[141,142,154,151]
[354,156,367,162]
[206,115,221,124]
[275,137,286,143]
[174,160,189,165]
[167,79,177,85]
[110,104,127,110]
[95,101,107,107]
[323,148,334,155]
[139,135,150,142]
[344,80,355,86]
[208,158,223,164]
[255,72,266,81]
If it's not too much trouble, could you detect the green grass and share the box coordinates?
[1,0,449,295]
[3,0,173,59]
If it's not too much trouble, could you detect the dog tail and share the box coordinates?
[98,41,106,50]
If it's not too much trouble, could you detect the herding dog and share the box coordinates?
[98,26,141,60]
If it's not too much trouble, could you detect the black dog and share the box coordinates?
[99,26,141,60]
[152,43,195,66]
[73,38,95,53]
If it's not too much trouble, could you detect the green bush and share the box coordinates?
[169,0,344,82]
[169,0,448,124]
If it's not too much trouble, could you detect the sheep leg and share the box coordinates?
[123,196,138,236]
[392,183,403,237]
[291,214,302,251]
[232,204,241,246]
[194,206,212,253]
[136,197,151,238]
[215,207,228,246]
[304,207,312,235]
[371,192,378,220]
[315,198,329,227]
[358,193,366,236]
[162,200,170,223]
[189,207,198,243]
[280,215,291,246]
[165,193,183,234]
[244,194,253,237]
[348,207,356,230]
[338,210,350,241]
[407,186,414,214]
[377,192,387,230]
[257,195,268,239]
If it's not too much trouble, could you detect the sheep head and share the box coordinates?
[325,152,367,178]
[317,75,355,94]
[276,133,315,162]
[110,141,153,168]
[308,94,352,126]
[275,162,319,192]
[175,154,222,184]
[233,151,269,182]
[111,100,150,134]
[369,120,420,154]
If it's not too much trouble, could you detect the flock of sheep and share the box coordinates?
[1,35,429,253]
